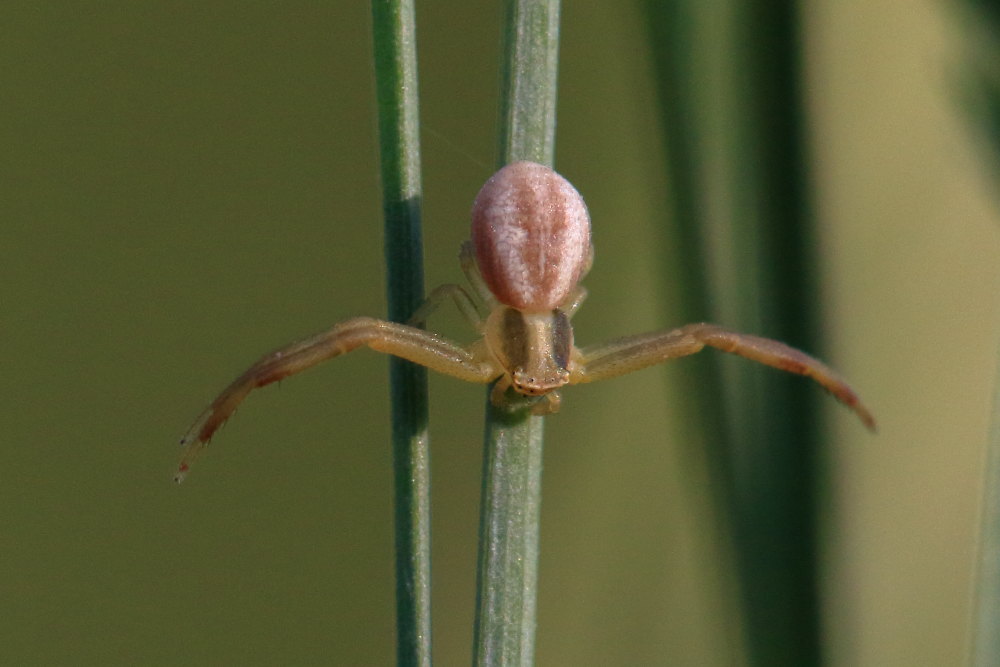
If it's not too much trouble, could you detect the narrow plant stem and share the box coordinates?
[495,0,560,164]
[472,1,560,665]
[644,2,823,664]
[370,2,432,665]
[973,350,1000,664]
[473,402,546,666]
[964,6,1000,664]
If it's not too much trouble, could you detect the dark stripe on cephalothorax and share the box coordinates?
[550,309,572,372]
[500,307,529,369]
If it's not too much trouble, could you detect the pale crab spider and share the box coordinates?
[176,161,875,482]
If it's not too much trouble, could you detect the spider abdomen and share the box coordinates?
[471,161,591,312]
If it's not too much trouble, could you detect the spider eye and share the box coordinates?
[511,369,569,395]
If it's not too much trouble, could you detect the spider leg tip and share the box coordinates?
[863,413,878,433]
[173,463,190,484]
[852,403,877,432]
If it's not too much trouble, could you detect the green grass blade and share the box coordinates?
[975,360,1000,664]
[962,3,1000,664]
[472,1,560,665]
[473,402,546,667]
[370,2,432,665]
[644,2,825,664]
[495,0,560,164]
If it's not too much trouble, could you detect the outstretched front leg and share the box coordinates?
[176,317,498,482]
[570,322,875,430]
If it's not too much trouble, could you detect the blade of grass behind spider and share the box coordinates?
[472,1,559,665]
[644,2,825,664]
[961,3,1000,664]
[371,2,432,665]
[976,352,1000,666]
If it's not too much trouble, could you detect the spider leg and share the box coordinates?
[176,317,498,481]
[556,245,593,318]
[561,285,588,319]
[571,322,875,430]
[486,377,561,415]
[459,240,498,308]
[407,283,484,331]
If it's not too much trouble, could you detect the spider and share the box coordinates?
[175,161,875,482]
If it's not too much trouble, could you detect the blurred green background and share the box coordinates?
[3,2,998,665]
